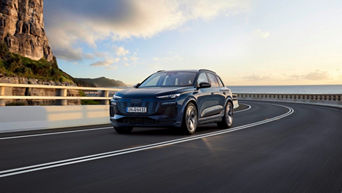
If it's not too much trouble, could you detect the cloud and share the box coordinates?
[53,47,84,61]
[244,70,330,83]
[294,70,330,81]
[243,74,270,81]
[148,53,185,70]
[45,0,249,61]
[254,29,270,39]
[90,58,115,67]
[130,56,139,62]
[115,46,129,56]
[304,70,329,80]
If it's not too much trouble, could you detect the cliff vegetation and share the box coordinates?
[0,42,74,83]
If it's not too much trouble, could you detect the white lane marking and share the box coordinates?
[0,103,294,178]
[235,103,252,114]
[1,104,251,140]
[0,127,112,140]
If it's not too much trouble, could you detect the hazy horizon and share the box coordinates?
[44,0,342,86]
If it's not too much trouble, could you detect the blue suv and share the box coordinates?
[110,69,234,134]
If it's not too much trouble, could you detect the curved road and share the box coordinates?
[0,101,342,193]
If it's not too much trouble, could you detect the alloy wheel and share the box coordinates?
[225,102,233,127]
[185,104,198,134]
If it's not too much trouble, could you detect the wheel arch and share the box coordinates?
[180,97,198,126]
[225,96,234,109]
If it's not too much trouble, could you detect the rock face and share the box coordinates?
[0,0,54,61]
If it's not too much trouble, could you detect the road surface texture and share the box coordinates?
[0,101,342,193]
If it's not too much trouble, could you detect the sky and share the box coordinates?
[44,0,342,86]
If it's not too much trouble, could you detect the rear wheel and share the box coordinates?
[183,103,198,135]
[114,127,133,134]
[218,101,233,128]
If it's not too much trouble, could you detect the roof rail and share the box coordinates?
[199,69,215,73]
[157,70,165,72]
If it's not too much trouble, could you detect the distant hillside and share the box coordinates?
[75,77,126,87]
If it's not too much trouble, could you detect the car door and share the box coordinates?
[216,74,229,108]
[195,72,213,119]
[204,72,225,117]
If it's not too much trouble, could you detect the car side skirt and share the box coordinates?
[198,113,224,125]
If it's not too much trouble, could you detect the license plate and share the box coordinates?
[127,107,147,113]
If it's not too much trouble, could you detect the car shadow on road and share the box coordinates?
[126,123,221,137]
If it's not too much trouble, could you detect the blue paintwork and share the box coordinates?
[110,69,233,128]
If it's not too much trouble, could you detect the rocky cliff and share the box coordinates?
[0,0,54,61]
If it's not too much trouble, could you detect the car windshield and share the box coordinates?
[139,71,197,88]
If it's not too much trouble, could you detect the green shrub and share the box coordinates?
[81,100,101,105]
[0,58,4,69]
[0,42,74,83]
[79,90,101,105]
[6,102,26,106]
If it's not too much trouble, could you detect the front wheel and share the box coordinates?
[114,127,133,134]
[183,103,198,135]
[218,102,233,128]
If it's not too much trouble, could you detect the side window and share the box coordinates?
[216,76,224,87]
[207,73,219,87]
[197,73,209,85]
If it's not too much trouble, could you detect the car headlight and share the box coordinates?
[113,94,122,100]
[157,93,181,99]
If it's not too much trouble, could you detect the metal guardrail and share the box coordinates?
[236,93,342,107]
[2,83,340,107]
[232,94,238,101]
[0,83,121,106]
[0,83,241,107]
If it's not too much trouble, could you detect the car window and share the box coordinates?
[140,73,162,87]
[216,75,224,87]
[207,73,219,87]
[140,71,197,87]
[197,73,209,85]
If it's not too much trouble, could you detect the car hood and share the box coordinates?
[116,87,193,98]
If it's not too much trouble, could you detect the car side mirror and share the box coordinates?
[134,83,141,88]
[198,82,211,89]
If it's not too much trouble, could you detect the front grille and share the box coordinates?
[116,99,159,115]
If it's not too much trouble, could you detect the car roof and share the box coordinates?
[157,69,216,74]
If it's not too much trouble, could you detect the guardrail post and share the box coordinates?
[58,88,68,106]
[0,86,5,106]
[102,90,109,105]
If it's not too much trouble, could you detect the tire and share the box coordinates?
[114,126,133,134]
[218,101,233,128]
[183,103,198,135]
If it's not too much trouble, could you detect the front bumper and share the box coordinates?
[110,99,182,127]
[111,114,182,127]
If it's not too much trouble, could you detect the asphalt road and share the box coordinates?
[0,101,342,193]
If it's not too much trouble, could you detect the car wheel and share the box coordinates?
[218,101,233,128]
[114,127,133,134]
[183,103,198,135]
